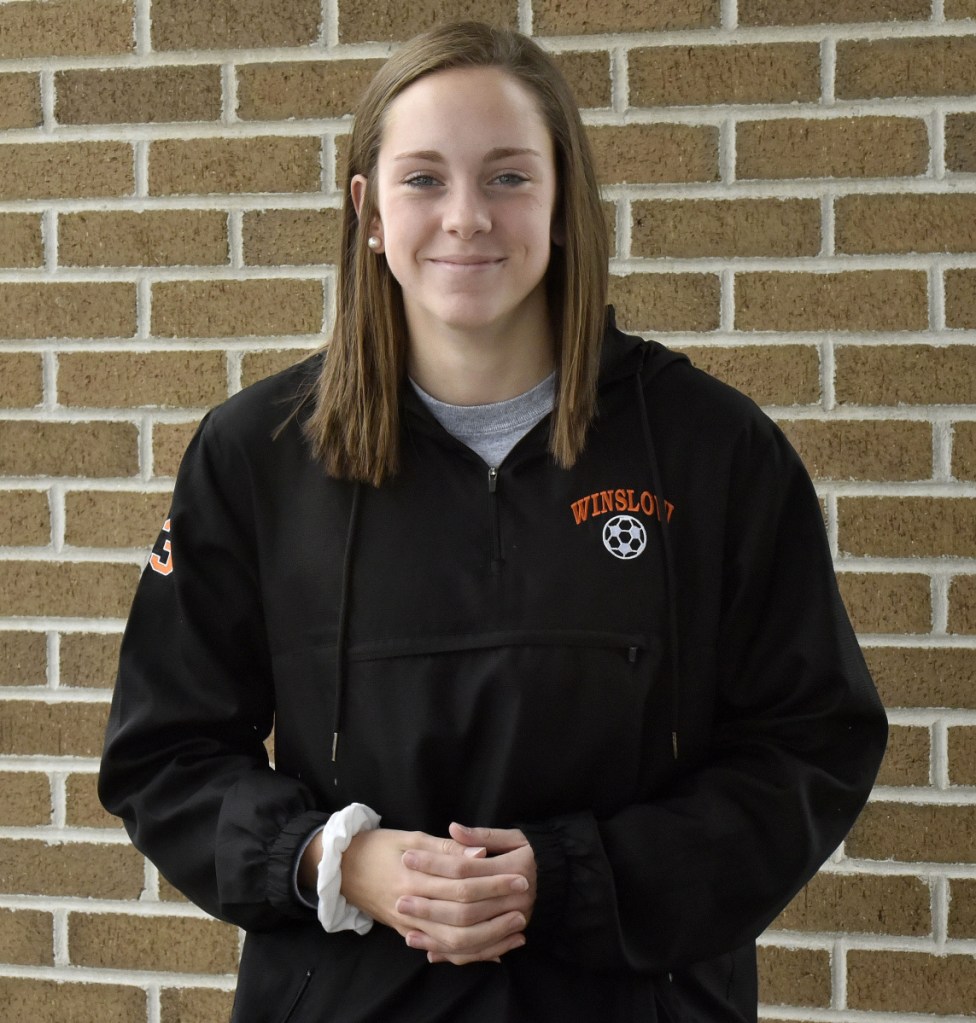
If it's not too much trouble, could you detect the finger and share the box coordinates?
[402,910,526,957]
[404,832,486,859]
[398,871,528,906]
[402,846,529,880]
[427,933,526,966]
[449,823,528,853]
[396,888,528,928]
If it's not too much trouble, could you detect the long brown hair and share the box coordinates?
[306,21,608,485]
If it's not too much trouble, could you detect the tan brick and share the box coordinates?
[757,946,831,1008]
[0,352,43,407]
[65,491,171,549]
[60,210,227,268]
[240,348,313,388]
[0,773,51,827]
[56,66,220,125]
[876,725,930,787]
[837,37,976,100]
[0,73,41,129]
[60,632,123,689]
[340,0,516,43]
[160,988,236,1023]
[551,51,612,110]
[865,647,975,710]
[0,561,140,618]
[740,0,929,24]
[779,420,931,482]
[0,214,43,268]
[152,279,323,338]
[835,572,932,634]
[631,43,819,107]
[152,0,318,49]
[0,839,143,899]
[949,574,976,634]
[150,137,320,196]
[736,271,927,332]
[948,726,976,786]
[0,979,145,1023]
[682,345,820,405]
[0,142,133,200]
[736,117,928,180]
[773,871,930,936]
[0,699,110,757]
[159,874,192,903]
[0,909,53,967]
[70,912,238,974]
[609,274,720,333]
[633,199,819,260]
[0,421,138,478]
[0,1,135,59]
[946,113,976,173]
[66,773,121,829]
[847,802,976,863]
[838,497,976,558]
[848,950,976,1015]
[237,59,383,120]
[837,194,976,255]
[58,352,227,408]
[0,283,135,340]
[534,0,718,33]
[589,124,719,185]
[946,269,976,329]
[947,0,976,16]
[837,345,976,406]
[243,209,340,266]
[955,422,976,480]
[152,420,201,478]
[949,878,976,938]
[0,490,51,546]
[0,632,47,686]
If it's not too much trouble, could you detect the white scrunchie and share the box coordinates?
[316,802,381,935]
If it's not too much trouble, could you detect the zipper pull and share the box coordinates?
[488,466,498,493]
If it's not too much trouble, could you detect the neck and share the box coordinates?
[405,297,555,406]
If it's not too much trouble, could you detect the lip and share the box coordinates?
[428,256,505,267]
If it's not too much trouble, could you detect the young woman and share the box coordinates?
[100,22,887,1023]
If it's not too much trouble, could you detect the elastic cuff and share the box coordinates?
[518,820,569,939]
[267,809,332,916]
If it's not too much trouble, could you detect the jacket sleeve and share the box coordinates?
[519,417,887,974]
[99,412,330,930]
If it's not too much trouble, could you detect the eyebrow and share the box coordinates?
[392,147,543,163]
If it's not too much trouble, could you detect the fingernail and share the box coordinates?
[510,876,529,892]
[454,823,474,834]
[396,897,414,914]
[402,851,418,868]
[406,934,422,949]
[462,846,486,858]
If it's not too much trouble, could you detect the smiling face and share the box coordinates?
[352,66,561,385]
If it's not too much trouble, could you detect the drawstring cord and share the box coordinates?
[332,481,362,765]
[635,371,681,760]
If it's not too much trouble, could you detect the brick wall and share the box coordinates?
[0,1,973,1019]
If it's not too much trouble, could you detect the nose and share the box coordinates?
[441,182,491,239]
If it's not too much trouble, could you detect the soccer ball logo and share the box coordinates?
[602,514,647,560]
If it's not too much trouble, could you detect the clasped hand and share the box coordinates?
[340,822,536,965]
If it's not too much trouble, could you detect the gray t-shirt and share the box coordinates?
[410,372,556,467]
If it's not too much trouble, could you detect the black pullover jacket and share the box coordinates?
[100,320,887,1022]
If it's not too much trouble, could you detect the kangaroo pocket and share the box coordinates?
[318,629,663,830]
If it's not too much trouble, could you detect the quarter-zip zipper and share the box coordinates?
[487,466,502,573]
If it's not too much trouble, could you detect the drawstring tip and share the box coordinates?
[672,731,679,760]
[331,732,339,763]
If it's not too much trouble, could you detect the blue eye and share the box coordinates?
[493,173,528,186]
[404,174,439,187]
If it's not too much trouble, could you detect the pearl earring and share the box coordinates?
[367,236,381,251]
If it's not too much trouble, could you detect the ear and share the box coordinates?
[351,174,384,252]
